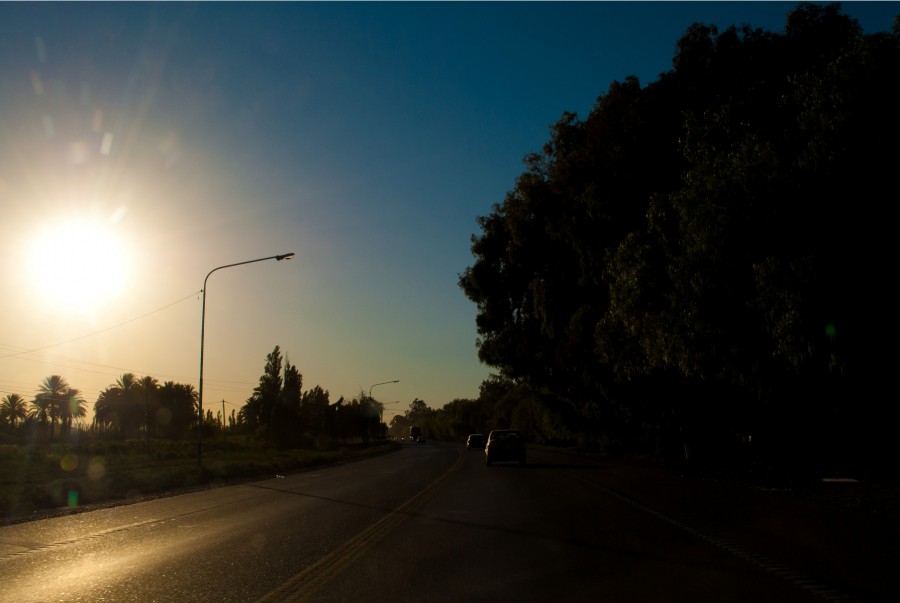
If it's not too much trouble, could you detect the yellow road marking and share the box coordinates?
[255,449,464,603]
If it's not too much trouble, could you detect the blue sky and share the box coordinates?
[1,2,897,422]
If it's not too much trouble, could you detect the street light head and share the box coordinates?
[276,252,296,261]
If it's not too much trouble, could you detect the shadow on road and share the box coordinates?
[484,461,602,470]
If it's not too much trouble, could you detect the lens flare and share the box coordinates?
[88,456,106,480]
[60,453,78,471]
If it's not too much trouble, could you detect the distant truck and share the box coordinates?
[409,426,422,441]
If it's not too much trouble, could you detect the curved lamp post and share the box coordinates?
[369,380,399,424]
[368,380,399,400]
[198,252,295,466]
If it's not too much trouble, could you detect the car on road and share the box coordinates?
[484,429,526,465]
[466,433,485,450]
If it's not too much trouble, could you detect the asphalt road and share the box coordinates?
[0,442,896,602]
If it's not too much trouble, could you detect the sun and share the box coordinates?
[28,218,131,315]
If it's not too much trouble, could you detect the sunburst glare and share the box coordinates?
[28,216,132,316]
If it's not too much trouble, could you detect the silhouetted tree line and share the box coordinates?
[458,4,900,478]
[0,346,387,450]
[95,373,199,440]
[1,375,88,442]
[388,398,437,439]
[394,377,583,446]
[236,345,385,448]
[0,373,198,443]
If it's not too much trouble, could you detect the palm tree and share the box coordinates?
[93,388,115,434]
[157,381,197,440]
[60,388,87,435]
[93,373,142,438]
[0,393,28,429]
[29,396,52,440]
[35,375,70,436]
[137,376,159,440]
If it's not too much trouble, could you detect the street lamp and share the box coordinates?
[198,252,295,466]
[369,380,399,425]
[368,380,399,400]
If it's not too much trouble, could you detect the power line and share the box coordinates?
[0,290,201,361]
[0,290,310,408]
[2,349,256,389]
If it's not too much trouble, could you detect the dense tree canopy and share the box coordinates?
[459,3,899,472]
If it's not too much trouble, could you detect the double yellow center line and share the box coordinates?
[255,448,464,602]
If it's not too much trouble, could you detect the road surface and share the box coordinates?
[1,442,897,602]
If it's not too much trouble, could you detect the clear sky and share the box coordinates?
[1,2,897,424]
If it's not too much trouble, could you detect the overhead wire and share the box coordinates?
[0,290,278,406]
[0,290,202,361]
